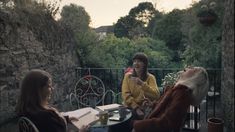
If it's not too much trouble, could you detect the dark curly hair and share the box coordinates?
[132,52,148,81]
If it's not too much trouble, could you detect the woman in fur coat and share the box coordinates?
[132,67,209,132]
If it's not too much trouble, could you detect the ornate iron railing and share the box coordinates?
[75,67,222,130]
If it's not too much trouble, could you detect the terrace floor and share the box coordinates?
[0,113,223,132]
[0,98,224,132]
[0,120,215,132]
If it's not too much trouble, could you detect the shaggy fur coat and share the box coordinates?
[133,84,191,132]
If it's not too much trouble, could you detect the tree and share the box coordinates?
[147,10,163,36]
[131,37,173,68]
[150,9,185,62]
[182,22,222,68]
[152,9,184,50]
[181,0,224,68]
[113,15,142,38]
[129,2,156,26]
[114,2,156,39]
[0,0,60,17]
[87,34,173,68]
[60,4,90,34]
[59,4,99,67]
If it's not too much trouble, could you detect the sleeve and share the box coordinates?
[64,115,70,123]
[122,74,140,109]
[141,75,160,101]
[35,111,66,132]
[133,87,191,132]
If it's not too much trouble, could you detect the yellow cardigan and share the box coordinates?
[121,73,160,109]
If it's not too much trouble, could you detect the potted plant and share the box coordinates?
[207,117,224,132]
[162,72,180,91]
[197,2,217,26]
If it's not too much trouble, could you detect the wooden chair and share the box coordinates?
[18,116,39,132]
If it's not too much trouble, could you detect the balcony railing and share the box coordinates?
[75,67,222,130]
[0,67,222,131]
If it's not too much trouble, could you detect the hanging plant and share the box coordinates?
[197,9,217,26]
[197,2,217,26]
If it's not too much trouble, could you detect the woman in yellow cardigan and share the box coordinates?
[122,52,160,119]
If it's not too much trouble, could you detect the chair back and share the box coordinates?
[114,92,123,104]
[18,116,39,132]
[70,75,106,108]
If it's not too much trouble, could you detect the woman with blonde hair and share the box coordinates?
[16,69,88,132]
[132,67,209,132]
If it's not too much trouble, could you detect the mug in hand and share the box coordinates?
[99,111,109,125]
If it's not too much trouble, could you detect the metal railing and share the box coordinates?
[0,67,221,131]
[75,67,222,130]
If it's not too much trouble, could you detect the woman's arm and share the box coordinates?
[122,74,140,109]
[141,74,160,100]
[133,86,191,132]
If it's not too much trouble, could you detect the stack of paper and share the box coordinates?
[61,107,99,129]
[96,103,121,112]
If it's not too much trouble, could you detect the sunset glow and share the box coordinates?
[59,0,200,28]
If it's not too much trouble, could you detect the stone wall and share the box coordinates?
[0,9,79,124]
[221,0,234,131]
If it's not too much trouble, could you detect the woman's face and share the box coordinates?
[43,78,53,102]
[133,59,145,73]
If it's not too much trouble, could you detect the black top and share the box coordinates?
[24,110,67,132]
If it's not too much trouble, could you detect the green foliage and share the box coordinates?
[181,0,224,68]
[59,4,96,67]
[129,2,156,26]
[0,0,60,17]
[113,15,142,38]
[86,34,173,68]
[75,30,100,67]
[113,2,156,39]
[147,10,163,35]
[60,4,90,34]
[162,72,180,88]
[87,34,133,68]
[149,9,185,63]
[182,25,222,68]
[131,37,173,68]
[151,9,184,50]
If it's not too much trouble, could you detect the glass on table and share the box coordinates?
[98,111,109,125]
[118,106,127,120]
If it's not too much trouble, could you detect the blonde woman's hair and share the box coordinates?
[176,67,209,106]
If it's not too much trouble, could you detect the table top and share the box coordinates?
[91,108,132,128]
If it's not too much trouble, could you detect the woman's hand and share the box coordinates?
[135,107,144,119]
[79,125,90,132]
[142,98,153,108]
[131,77,144,86]
[69,116,79,122]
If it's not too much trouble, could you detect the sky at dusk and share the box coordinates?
[58,0,200,28]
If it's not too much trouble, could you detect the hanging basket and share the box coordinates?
[197,10,217,26]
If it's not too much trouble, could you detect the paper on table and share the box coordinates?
[61,107,99,129]
[96,104,121,111]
